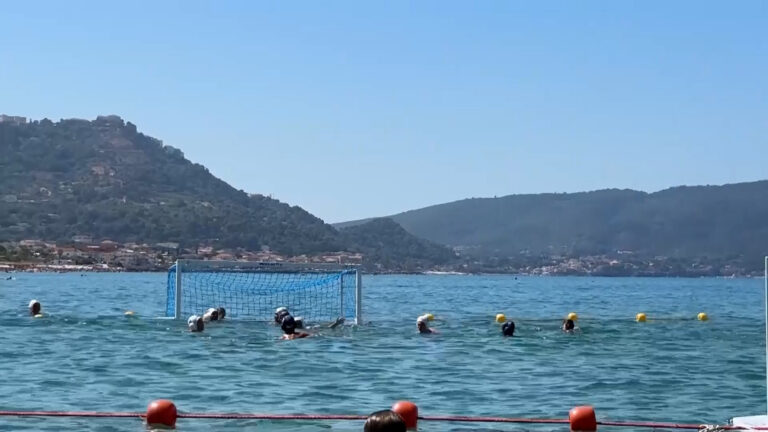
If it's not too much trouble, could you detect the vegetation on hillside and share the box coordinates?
[0,116,449,266]
[340,218,457,271]
[340,182,768,272]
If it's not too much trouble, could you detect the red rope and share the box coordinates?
[1,409,767,430]
[179,413,367,420]
[0,411,141,418]
[421,415,569,424]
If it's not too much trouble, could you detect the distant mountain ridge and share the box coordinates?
[0,115,453,269]
[337,181,768,269]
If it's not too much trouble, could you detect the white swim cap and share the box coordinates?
[188,315,203,332]
[417,314,429,325]
[29,299,40,308]
[203,308,217,322]
[275,306,288,314]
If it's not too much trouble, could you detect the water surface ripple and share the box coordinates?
[0,273,764,431]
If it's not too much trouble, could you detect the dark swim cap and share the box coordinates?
[217,307,226,319]
[502,321,515,336]
[281,315,296,333]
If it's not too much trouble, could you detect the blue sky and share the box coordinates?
[1,1,766,222]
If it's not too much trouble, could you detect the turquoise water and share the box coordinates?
[0,273,765,431]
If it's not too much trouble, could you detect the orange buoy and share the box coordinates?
[146,399,177,427]
[569,405,597,431]
[392,400,418,429]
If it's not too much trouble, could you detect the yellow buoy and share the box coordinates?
[425,313,435,321]
[636,313,647,322]
[124,310,136,317]
[697,312,708,321]
[495,313,506,323]
[567,312,578,321]
[33,313,44,319]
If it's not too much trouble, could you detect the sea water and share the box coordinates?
[0,273,764,431]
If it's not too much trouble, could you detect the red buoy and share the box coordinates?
[569,406,597,431]
[391,401,418,429]
[146,399,177,427]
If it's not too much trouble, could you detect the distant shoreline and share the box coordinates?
[1,263,759,278]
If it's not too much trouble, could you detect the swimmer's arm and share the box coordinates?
[329,317,345,329]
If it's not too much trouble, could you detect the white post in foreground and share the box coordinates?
[714,257,768,428]
[175,260,183,320]
[355,269,362,325]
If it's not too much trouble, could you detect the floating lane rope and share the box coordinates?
[1,402,766,430]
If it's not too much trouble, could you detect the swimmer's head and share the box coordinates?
[217,307,226,320]
[563,319,575,331]
[502,321,515,337]
[364,409,406,432]
[28,299,41,316]
[188,315,204,332]
[203,308,219,322]
[417,315,430,333]
[274,307,290,323]
[281,315,297,334]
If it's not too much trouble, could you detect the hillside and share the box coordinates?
[338,182,768,271]
[339,218,457,271]
[0,115,451,267]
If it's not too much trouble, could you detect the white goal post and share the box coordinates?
[166,260,362,325]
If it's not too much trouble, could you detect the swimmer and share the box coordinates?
[562,319,575,332]
[417,314,436,334]
[274,307,290,324]
[28,299,42,317]
[274,306,304,328]
[364,409,406,432]
[203,308,219,322]
[329,316,345,329]
[502,321,515,337]
[216,307,226,320]
[188,315,204,332]
[281,315,309,340]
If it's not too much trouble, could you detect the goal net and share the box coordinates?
[166,260,362,324]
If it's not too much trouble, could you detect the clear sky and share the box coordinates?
[1,1,766,223]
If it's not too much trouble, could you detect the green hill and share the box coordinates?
[339,182,768,270]
[0,115,453,267]
[340,218,457,271]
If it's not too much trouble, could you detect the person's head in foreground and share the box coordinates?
[364,410,406,432]
[416,315,432,334]
[274,306,290,324]
[203,308,219,322]
[216,307,226,320]
[28,299,41,316]
[188,315,204,332]
[562,319,575,331]
[281,315,308,339]
[502,321,515,337]
[281,315,297,335]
